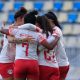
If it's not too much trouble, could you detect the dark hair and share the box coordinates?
[14,7,27,20]
[36,15,53,37]
[24,10,38,24]
[45,11,62,29]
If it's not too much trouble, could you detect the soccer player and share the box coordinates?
[36,15,60,80]
[45,12,69,80]
[1,10,59,80]
[0,7,27,80]
[0,10,60,80]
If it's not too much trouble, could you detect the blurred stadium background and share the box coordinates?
[0,0,80,80]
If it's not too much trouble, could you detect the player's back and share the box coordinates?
[14,29,43,60]
[38,33,58,68]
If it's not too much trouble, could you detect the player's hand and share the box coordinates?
[1,21,6,29]
[0,21,5,32]
[27,35,35,43]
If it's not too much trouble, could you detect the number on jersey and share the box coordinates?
[44,50,55,62]
[22,43,29,56]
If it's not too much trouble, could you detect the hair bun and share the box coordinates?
[20,7,27,13]
[48,11,57,17]
[14,7,27,20]
[30,10,38,15]
[48,11,53,15]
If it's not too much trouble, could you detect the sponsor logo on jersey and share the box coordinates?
[7,69,13,74]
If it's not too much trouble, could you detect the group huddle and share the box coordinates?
[0,7,69,80]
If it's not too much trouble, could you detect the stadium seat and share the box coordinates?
[62,1,73,11]
[68,13,77,23]
[34,2,43,11]
[77,13,80,23]
[1,0,10,1]
[63,36,77,47]
[15,0,26,2]
[7,12,14,24]
[53,1,63,11]
[14,2,24,11]
[72,24,80,35]
[62,24,73,35]
[0,1,4,11]
[24,2,33,10]
[58,12,67,23]
[43,1,53,11]
[66,37,77,47]
[3,2,13,11]
[77,37,80,47]
[0,12,8,22]
[73,2,80,11]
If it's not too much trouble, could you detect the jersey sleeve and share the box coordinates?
[36,27,42,32]
[9,28,18,36]
[18,23,36,31]
[37,33,46,43]
[52,28,60,37]
[47,36,55,43]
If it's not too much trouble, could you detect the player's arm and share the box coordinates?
[8,37,27,43]
[40,35,59,50]
[0,22,15,35]
[0,22,9,35]
[8,36,35,43]
[0,29,9,35]
[37,32,60,50]
[7,36,20,43]
[0,28,22,43]
[0,39,3,48]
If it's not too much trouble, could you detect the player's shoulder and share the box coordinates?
[53,26,61,32]
[53,26,62,36]
[18,23,36,29]
[36,31,42,36]
[9,24,15,29]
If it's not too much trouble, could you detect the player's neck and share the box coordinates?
[14,21,22,26]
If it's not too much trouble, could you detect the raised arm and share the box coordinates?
[8,36,35,44]
[0,29,9,35]
[40,35,59,50]
[0,22,10,35]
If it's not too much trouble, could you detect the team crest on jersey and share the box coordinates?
[7,69,13,74]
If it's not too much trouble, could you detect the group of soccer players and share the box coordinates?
[0,7,69,80]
